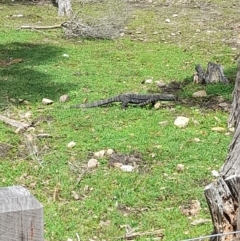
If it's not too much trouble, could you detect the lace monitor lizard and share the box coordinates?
[70,93,177,109]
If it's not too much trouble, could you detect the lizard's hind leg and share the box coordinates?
[138,98,155,107]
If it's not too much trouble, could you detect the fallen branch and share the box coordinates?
[19,24,62,30]
[0,114,30,131]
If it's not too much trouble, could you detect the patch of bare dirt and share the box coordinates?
[127,0,240,48]
[0,143,13,158]
[181,96,231,112]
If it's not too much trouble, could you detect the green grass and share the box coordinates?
[0,1,237,240]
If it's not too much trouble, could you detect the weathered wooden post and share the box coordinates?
[0,186,44,241]
[204,60,240,241]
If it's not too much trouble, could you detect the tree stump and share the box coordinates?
[57,0,72,17]
[204,60,240,241]
[194,62,229,84]
[0,186,44,241]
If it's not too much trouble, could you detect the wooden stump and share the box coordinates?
[204,60,240,240]
[194,62,229,85]
[0,186,44,241]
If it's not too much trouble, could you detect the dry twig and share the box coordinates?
[19,24,62,30]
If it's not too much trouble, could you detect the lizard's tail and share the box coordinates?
[70,96,119,108]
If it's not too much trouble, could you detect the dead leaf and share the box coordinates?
[29,181,37,189]
[99,220,111,227]
[191,218,211,226]
[71,191,80,200]
[211,127,226,132]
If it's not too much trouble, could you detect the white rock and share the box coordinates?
[154,102,161,109]
[106,149,114,156]
[176,164,185,172]
[24,111,32,119]
[120,165,134,172]
[59,94,69,103]
[94,150,105,158]
[67,141,76,148]
[62,53,69,58]
[155,81,167,87]
[172,14,178,17]
[42,98,54,105]
[229,127,235,132]
[165,18,171,23]
[193,138,201,142]
[87,159,99,169]
[211,170,219,177]
[174,116,189,128]
[192,90,207,98]
[144,78,153,84]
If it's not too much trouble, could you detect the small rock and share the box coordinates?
[192,90,207,98]
[176,164,185,172]
[62,53,69,58]
[42,98,54,105]
[155,81,167,87]
[87,159,99,169]
[24,111,32,119]
[229,127,235,132]
[23,100,30,105]
[67,141,76,148]
[143,78,153,84]
[106,149,114,156]
[218,102,228,108]
[94,150,105,158]
[59,94,69,103]
[193,138,200,142]
[174,116,189,128]
[172,14,178,17]
[165,18,171,23]
[211,170,219,177]
[154,102,161,109]
[120,165,134,172]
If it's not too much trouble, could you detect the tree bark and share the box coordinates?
[57,0,72,17]
[194,62,229,85]
[204,60,240,240]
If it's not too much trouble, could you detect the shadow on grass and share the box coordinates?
[0,42,76,104]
